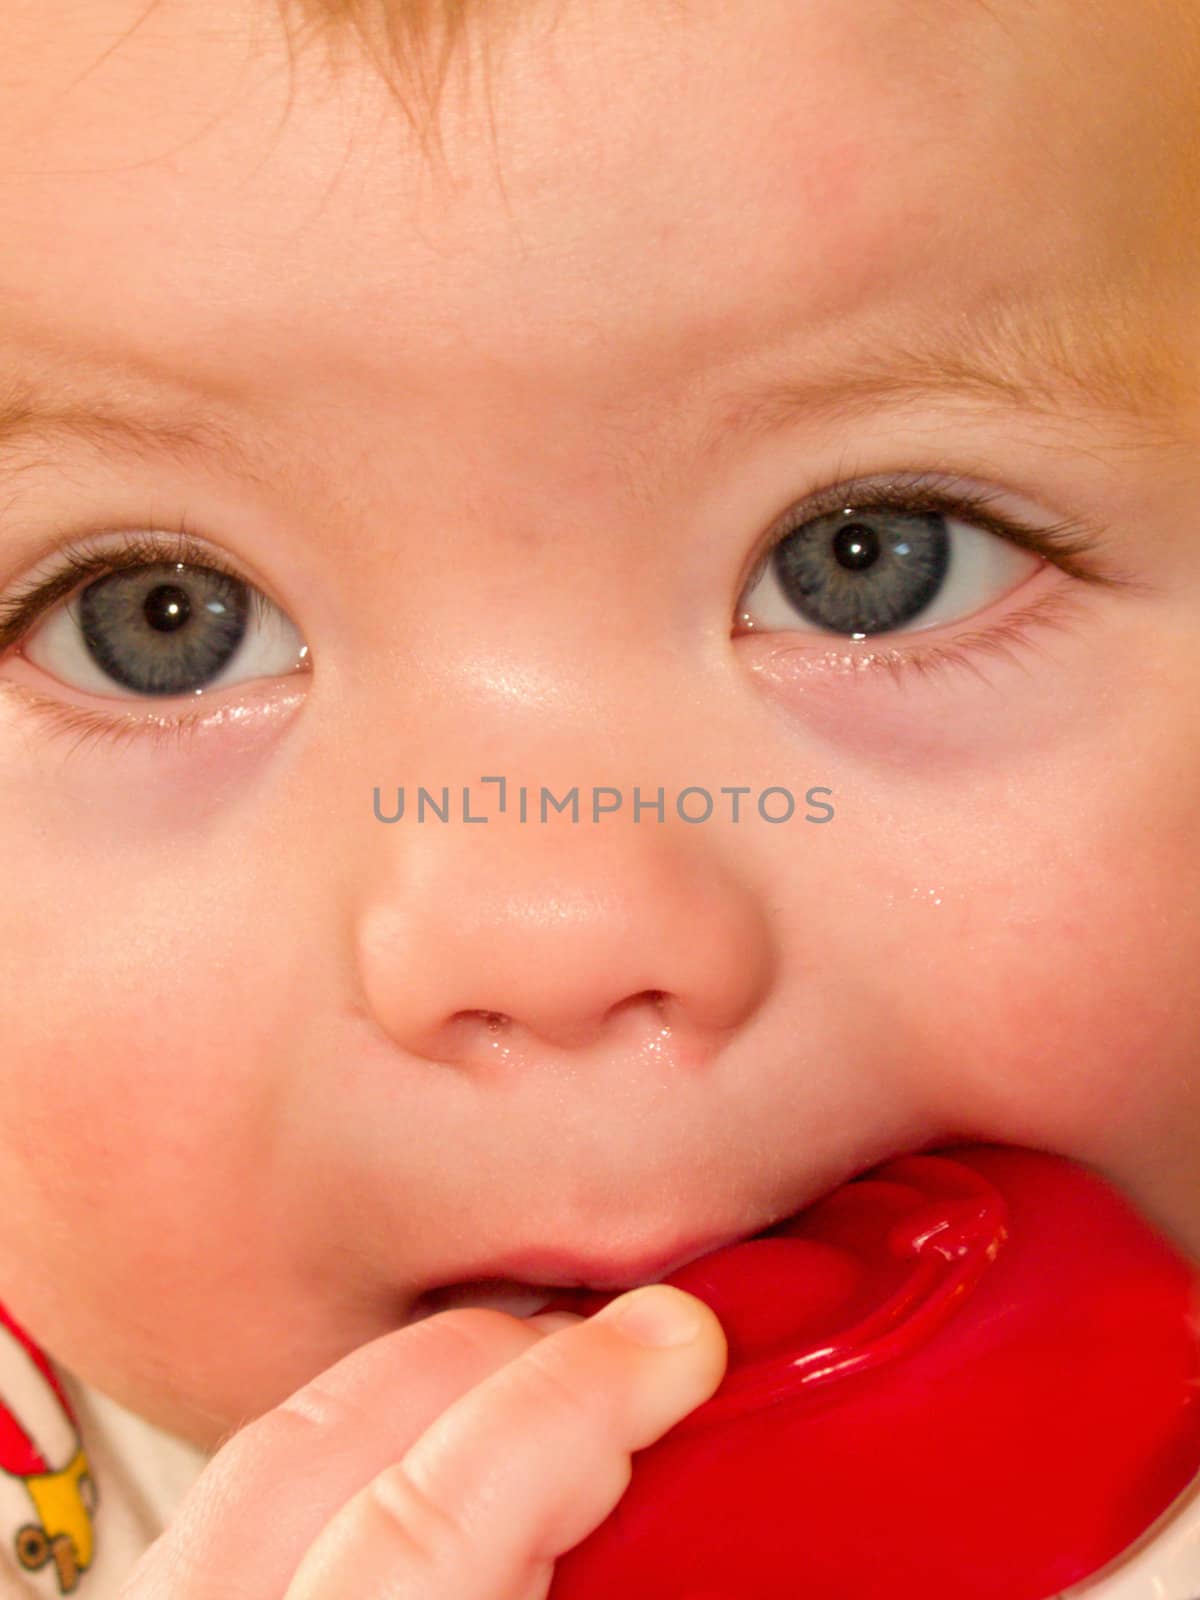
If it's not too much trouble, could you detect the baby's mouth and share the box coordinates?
[408,1237,771,1323]
[407,1137,969,1325]
[409,1279,581,1321]
[407,1215,814,1324]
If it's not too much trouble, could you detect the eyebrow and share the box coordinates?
[699,288,1194,452]
[0,368,271,487]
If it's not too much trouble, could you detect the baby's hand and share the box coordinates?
[119,1284,726,1598]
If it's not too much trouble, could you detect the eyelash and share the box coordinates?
[0,522,273,643]
[0,476,1120,752]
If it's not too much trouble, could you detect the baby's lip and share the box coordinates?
[410,1223,791,1323]
[473,1233,755,1293]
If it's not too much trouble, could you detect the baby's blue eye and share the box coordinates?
[740,504,1037,638]
[24,560,307,699]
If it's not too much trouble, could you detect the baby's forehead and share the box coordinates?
[0,0,1193,471]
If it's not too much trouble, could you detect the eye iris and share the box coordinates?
[77,563,250,696]
[772,507,950,636]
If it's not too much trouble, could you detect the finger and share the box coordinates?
[283,1284,727,1600]
[122,1308,572,1598]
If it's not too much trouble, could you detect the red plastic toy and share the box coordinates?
[543,1144,1200,1600]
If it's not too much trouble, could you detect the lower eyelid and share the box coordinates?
[0,665,310,756]
[737,577,1091,691]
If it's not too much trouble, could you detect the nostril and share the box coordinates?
[620,979,668,1004]
[605,989,670,1023]
[451,1009,512,1033]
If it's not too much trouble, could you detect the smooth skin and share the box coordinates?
[0,0,1197,1594]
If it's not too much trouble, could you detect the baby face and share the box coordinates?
[0,0,1196,1449]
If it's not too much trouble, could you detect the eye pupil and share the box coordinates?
[832,520,880,571]
[143,583,192,634]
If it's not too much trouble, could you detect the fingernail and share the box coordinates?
[596,1284,705,1348]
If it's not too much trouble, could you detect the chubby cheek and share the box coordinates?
[0,776,310,1441]
[836,752,1200,1259]
[920,826,1200,1170]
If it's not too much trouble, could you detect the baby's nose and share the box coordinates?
[353,821,774,1071]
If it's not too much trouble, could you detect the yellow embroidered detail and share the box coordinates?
[13,1448,96,1593]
